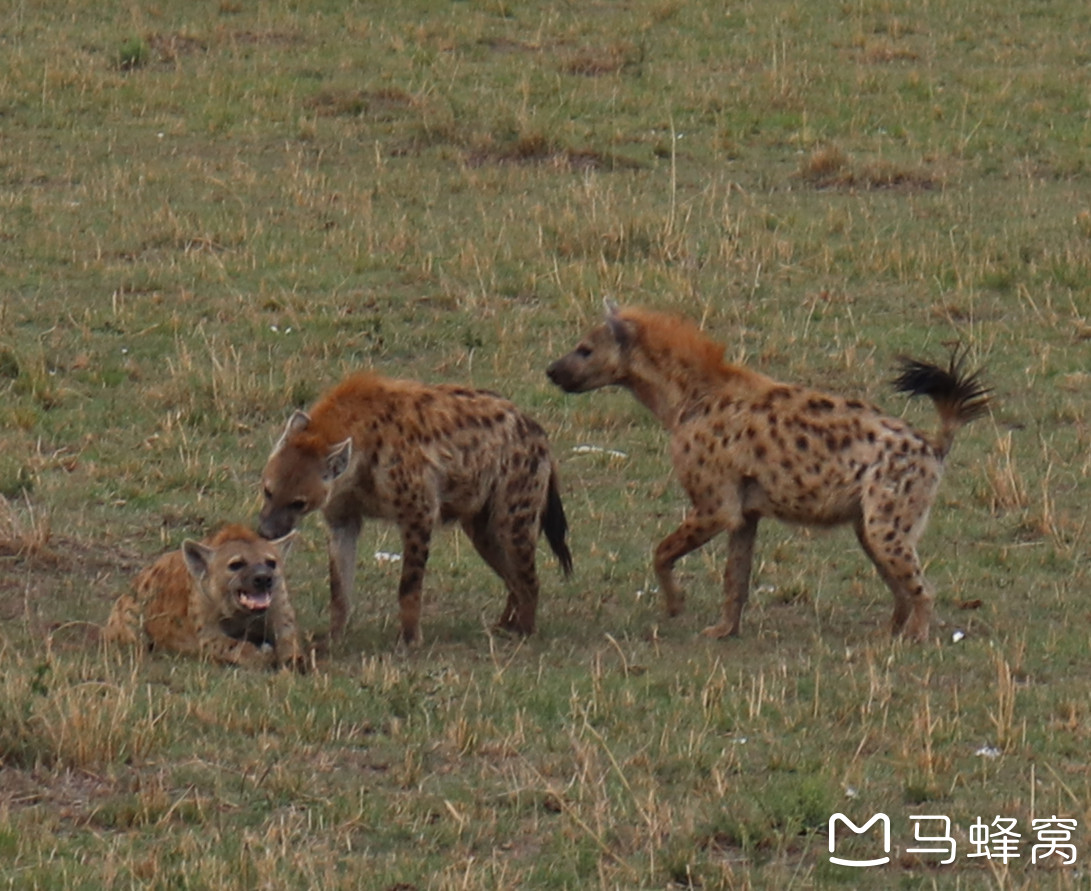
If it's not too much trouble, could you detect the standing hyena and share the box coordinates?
[547,302,990,642]
[258,372,573,645]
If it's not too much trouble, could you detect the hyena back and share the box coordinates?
[547,302,989,642]
[259,372,573,645]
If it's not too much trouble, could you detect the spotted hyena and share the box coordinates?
[258,372,573,645]
[105,524,304,669]
[547,302,990,642]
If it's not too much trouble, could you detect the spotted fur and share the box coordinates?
[104,524,303,669]
[258,372,572,645]
[547,302,990,641]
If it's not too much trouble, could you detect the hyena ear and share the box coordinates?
[181,540,215,581]
[605,301,635,350]
[274,410,311,453]
[324,438,353,482]
[603,296,620,317]
[269,529,297,558]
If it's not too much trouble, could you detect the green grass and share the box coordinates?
[2,0,1089,887]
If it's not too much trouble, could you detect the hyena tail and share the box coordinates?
[542,464,574,577]
[893,349,991,458]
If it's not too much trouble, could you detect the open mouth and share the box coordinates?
[238,591,273,612]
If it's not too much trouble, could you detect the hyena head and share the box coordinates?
[258,410,353,540]
[546,299,636,393]
[182,526,294,615]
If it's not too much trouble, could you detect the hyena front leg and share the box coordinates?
[327,519,361,641]
[702,514,759,639]
[654,511,727,617]
[270,600,306,671]
[197,628,276,669]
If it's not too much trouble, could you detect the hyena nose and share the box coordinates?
[257,515,291,540]
[546,360,577,392]
[251,570,275,593]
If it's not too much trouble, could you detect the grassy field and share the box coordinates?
[1,0,1089,887]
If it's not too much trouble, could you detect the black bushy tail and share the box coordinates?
[892,348,991,457]
[542,465,574,576]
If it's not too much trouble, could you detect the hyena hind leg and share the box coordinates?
[103,594,143,648]
[702,515,759,639]
[462,507,540,636]
[854,517,933,641]
[395,518,435,646]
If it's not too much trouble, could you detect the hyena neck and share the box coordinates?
[624,352,727,430]
[304,390,385,457]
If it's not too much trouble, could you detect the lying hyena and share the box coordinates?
[258,372,573,645]
[105,524,304,669]
[547,302,990,642]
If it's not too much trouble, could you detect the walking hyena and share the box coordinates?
[547,302,990,642]
[104,524,304,670]
[258,372,573,645]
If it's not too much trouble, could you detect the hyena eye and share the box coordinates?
[576,345,592,358]
[228,559,247,572]
[289,498,307,512]
[265,558,278,570]
[262,486,273,501]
